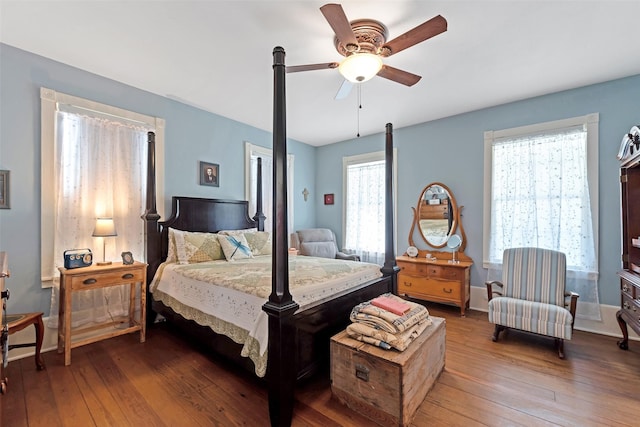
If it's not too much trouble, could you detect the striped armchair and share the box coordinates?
[486,247,579,359]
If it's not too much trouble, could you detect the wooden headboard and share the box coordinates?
[142,133,266,286]
[158,197,260,262]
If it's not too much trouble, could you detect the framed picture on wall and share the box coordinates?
[0,170,9,209]
[199,161,219,187]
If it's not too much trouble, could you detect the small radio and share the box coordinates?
[63,249,93,269]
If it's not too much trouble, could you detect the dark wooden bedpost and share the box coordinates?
[262,46,299,427]
[142,131,162,323]
[253,157,267,231]
[380,123,399,294]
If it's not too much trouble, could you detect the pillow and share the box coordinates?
[218,228,258,236]
[167,228,179,262]
[219,233,253,261]
[244,231,272,256]
[173,229,225,264]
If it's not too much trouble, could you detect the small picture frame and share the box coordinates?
[324,193,334,205]
[121,251,134,265]
[199,161,219,187]
[0,170,9,209]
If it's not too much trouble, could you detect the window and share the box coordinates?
[483,113,600,320]
[244,142,294,234]
[40,88,164,328]
[343,150,397,265]
[41,88,165,287]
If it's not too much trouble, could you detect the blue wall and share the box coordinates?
[318,74,640,308]
[2,42,638,315]
[0,44,317,314]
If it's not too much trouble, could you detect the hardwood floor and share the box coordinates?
[3,304,640,426]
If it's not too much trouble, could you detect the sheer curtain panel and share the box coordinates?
[486,125,600,320]
[48,111,148,328]
[344,158,386,265]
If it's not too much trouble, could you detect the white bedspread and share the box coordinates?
[150,255,382,376]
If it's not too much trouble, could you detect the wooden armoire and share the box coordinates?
[616,125,640,349]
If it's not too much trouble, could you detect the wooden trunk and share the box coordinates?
[330,316,445,427]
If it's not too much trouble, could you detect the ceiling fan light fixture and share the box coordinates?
[338,53,383,83]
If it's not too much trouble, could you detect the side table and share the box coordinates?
[57,261,146,365]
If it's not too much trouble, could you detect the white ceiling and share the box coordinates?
[2,1,639,146]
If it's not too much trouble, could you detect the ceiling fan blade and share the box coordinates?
[320,3,358,48]
[382,15,447,57]
[334,79,353,100]
[377,65,422,86]
[286,62,339,73]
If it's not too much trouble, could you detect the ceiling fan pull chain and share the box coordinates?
[356,84,362,137]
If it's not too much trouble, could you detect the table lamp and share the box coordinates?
[92,218,117,265]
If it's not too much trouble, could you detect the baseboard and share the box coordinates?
[7,296,640,363]
[469,286,640,341]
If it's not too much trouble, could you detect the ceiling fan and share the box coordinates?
[286,3,447,98]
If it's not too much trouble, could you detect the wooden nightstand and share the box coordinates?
[57,262,146,366]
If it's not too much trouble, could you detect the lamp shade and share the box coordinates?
[92,218,117,237]
[338,53,383,83]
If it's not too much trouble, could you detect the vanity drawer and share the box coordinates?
[399,262,430,276]
[426,265,465,281]
[398,262,465,281]
[398,275,461,300]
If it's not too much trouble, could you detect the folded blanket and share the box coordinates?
[350,293,429,334]
[346,317,432,351]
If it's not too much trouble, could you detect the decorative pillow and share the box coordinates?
[219,228,258,236]
[244,231,272,256]
[219,233,253,261]
[173,229,225,264]
[167,228,179,263]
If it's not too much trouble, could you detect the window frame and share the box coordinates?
[482,113,599,268]
[244,141,294,233]
[40,87,165,287]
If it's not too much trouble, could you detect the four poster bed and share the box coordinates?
[142,47,399,427]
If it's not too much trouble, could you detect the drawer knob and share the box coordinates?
[404,281,412,287]
[622,284,629,293]
[122,273,134,280]
[623,301,630,309]
[83,278,97,285]
[443,288,453,294]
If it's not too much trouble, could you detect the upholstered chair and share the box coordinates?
[486,247,579,359]
[290,229,360,261]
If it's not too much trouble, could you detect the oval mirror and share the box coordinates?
[416,182,458,248]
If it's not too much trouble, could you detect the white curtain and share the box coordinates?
[344,160,386,265]
[487,127,600,320]
[249,153,294,236]
[48,111,148,328]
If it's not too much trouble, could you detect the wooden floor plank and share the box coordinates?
[3,305,640,427]
[42,350,96,427]
[3,359,29,427]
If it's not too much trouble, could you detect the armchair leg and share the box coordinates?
[492,325,505,342]
[556,338,565,359]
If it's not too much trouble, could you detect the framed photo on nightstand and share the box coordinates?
[121,251,134,265]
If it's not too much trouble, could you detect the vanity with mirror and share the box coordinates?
[397,182,473,316]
